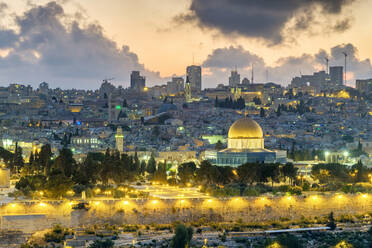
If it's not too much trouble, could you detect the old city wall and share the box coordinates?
[0,194,371,232]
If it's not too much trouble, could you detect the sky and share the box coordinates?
[0,0,372,89]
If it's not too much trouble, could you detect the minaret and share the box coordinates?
[185,76,192,103]
[115,127,124,153]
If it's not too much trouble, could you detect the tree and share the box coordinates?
[146,153,157,175]
[327,212,337,230]
[237,163,261,185]
[276,105,281,117]
[73,153,103,185]
[133,152,140,174]
[153,162,167,183]
[215,140,224,151]
[195,160,221,185]
[170,224,193,248]
[276,233,303,248]
[39,144,53,175]
[253,96,261,105]
[89,239,114,248]
[260,107,265,117]
[178,162,197,184]
[53,148,76,177]
[45,169,74,198]
[12,143,24,173]
[139,160,146,175]
[29,152,34,165]
[282,163,298,185]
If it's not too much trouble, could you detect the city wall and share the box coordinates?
[0,193,371,233]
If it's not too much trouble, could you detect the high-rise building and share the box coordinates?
[229,70,240,87]
[356,79,372,94]
[130,71,146,92]
[291,70,329,90]
[330,66,343,85]
[115,127,124,153]
[186,65,201,95]
[167,77,184,95]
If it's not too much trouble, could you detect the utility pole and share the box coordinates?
[342,52,347,85]
[251,63,254,84]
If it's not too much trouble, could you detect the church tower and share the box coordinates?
[115,127,124,153]
[185,76,192,102]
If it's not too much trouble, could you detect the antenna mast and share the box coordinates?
[342,52,347,85]
[251,63,254,84]
[325,57,329,74]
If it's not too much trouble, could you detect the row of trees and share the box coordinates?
[214,96,245,109]
[276,100,312,116]
[311,161,372,185]
[14,145,169,198]
[9,141,372,198]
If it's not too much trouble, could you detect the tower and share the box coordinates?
[185,76,192,102]
[186,65,202,95]
[115,127,124,153]
[229,70,240,87]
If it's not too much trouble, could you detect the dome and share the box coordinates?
[157,103,178,114]
[228,117,263,139]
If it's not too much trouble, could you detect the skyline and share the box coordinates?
[1,0,372,89]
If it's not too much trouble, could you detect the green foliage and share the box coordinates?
[311,163,350,184]
[45,169,74,198]
[276,233,303,248]
[146,153,157,175]
[15,174,46,196]
[53,147,76,177]
[152,162,167,183]
[215,96,245,109]
[178,162,197,184]
[170,224,193,248]
[215,140,224,151]
[327,212,337,230]
[88,239,114,248]
[44,225,71,243]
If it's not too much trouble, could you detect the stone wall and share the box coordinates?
[0,193,371,232]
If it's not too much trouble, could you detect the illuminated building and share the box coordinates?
[167,77,184,95]
[115,127,124,153]
[0,168,10,188]
[356,79,372,95]
[330,66,343,85]
[206,117,283,166]
[130,71,146,92]
[186,65,201,95]
[68,103,83,113]
[229,70,240,87]
[185,76,192,103]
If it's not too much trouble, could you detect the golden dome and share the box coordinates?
[228,117,263,139]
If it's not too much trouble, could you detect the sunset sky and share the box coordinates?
[1,0,372,88]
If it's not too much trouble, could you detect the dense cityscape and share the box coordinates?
[0,1,371,248]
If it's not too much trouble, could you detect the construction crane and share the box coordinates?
[342,52,347,85]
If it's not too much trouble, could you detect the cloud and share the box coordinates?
[203,46,264,68]
[175,0,356,44]
[0,1,163,89]
[201,44,372,88]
